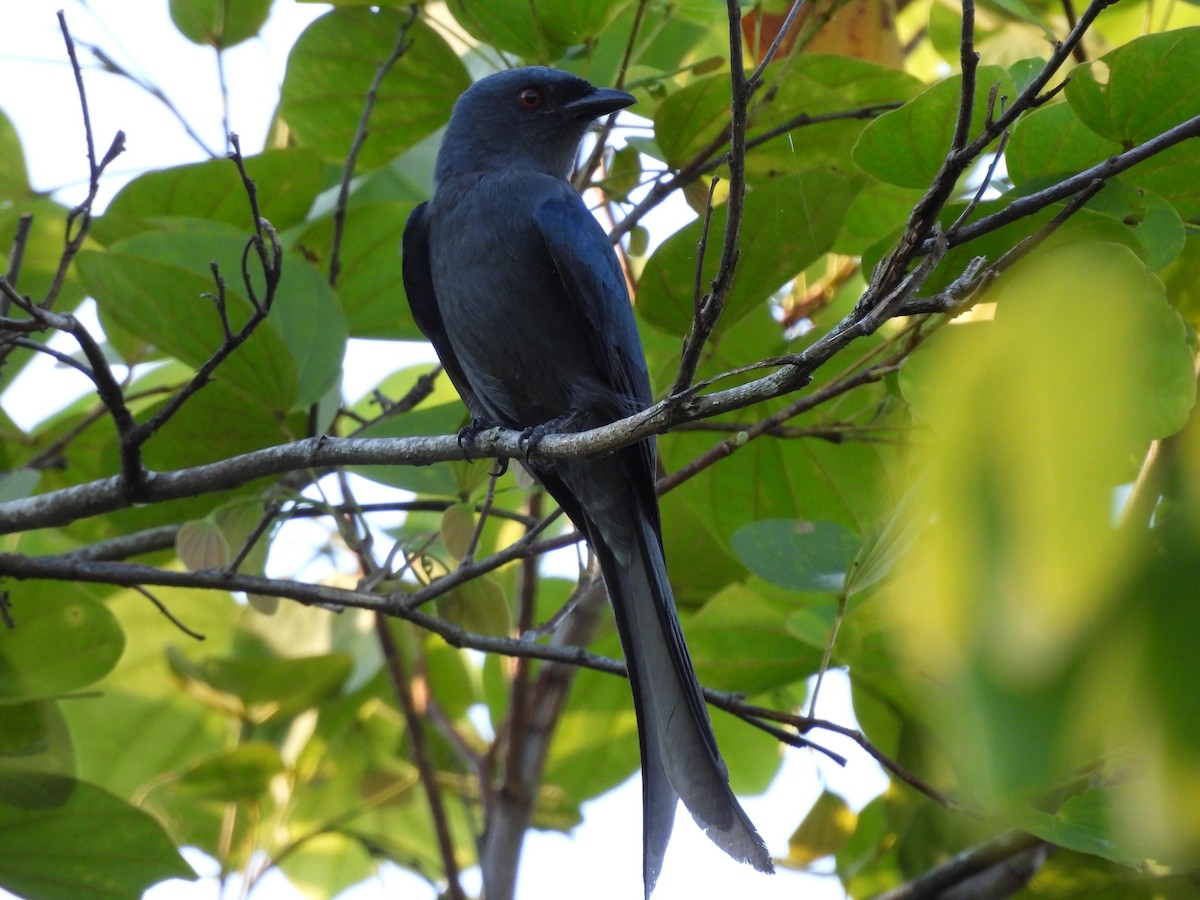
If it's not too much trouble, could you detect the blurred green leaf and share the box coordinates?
[888,239,1195,807]
[0,701,75,779]
[277,831,374,900]
[61,586,236,800]
[785,790,857,866]
[0,200,89,309]
[168,650,353,724]
[0,773,196,899]
[1016,789,1141,867]
[0,585,124,704]
[0,108,29,198]
[176,742,285,801]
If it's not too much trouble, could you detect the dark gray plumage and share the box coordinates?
[402,66,772,895]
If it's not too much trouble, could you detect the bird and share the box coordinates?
[401,66,773,896]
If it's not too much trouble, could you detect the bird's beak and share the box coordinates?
[565,86,637,119]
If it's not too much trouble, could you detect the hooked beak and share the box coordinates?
[565,86,637,119]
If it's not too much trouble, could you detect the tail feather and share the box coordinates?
[593,502,774,891]
[542,457,772,894]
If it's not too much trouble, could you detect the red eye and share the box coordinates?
[518,87,542,108]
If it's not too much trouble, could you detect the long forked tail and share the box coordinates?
[593,503,774,897]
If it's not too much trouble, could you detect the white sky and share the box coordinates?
[0,3,885,898]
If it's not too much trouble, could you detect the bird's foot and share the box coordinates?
[457,416,500,454]
[457,416,510,475]
[517,409,582,463]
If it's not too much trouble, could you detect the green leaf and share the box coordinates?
[688,580,823,693]
[169,0,273,49]
[854,66,1016,188]
[638,171,855,334]
[448,0,635,63]
[140,380,310,474]
[1084,181,1185,271]
[655,57,921,172]
[1006,101,1121,185]
[76,239,297,411]
[280,10,469,168]
[732,519,862,593]
[100,149,326,244]
[438,576,511,638]
[0,773,196,900]
[1066,27,1200,146]
[0,469,39,503]
[78,222,347,410]
[297,200,419,338]
[0,585,124,704]
[175,743,285,801]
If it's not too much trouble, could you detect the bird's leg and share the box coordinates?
[518,408,584,463]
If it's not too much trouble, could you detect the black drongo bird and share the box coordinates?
[401,66,772,895]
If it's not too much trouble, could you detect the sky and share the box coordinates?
[0,3,885,898]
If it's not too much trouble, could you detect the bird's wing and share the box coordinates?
[534,190,651,413]
[533,190,660,516]
[402,201,482,414]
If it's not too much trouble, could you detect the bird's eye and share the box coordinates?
[517,87,542,108]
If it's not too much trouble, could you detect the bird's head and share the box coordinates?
[434,66,636,184]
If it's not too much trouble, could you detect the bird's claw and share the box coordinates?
[457,416,499,454]
[517,409,581,463]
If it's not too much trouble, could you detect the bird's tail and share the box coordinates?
[591,501,774,896]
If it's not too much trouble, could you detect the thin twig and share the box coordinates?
[460,470,501,564]
[952,0,980,152]
[946,110,1200,248]
[329,5,418,289]
[131,585,205,640]
[374,615,466,900]
[1,214,33,316]
[671,2,752,394]
[746,0,807,92]
[84,42,219,157]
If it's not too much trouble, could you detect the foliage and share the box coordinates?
[1,0,1200,898]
